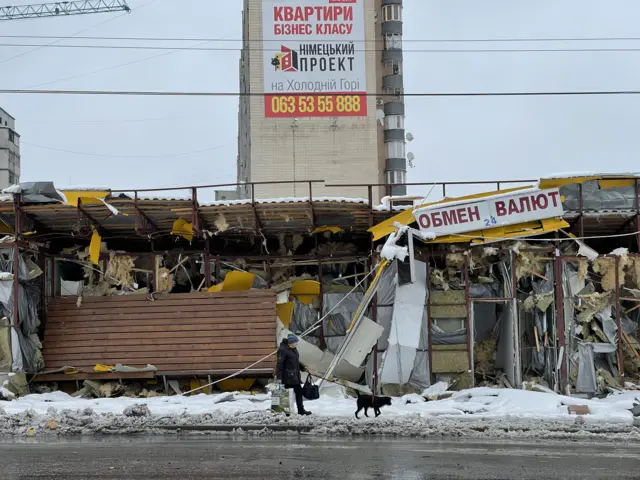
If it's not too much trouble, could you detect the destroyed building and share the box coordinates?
[0,175,637,398]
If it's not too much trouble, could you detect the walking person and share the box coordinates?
[276,334,312,416]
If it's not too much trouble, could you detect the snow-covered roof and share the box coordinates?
[201,196,368,207]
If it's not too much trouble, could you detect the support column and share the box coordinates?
[317,260,326,351]
[554,255,567,391]
[426,260,433,384]
[464,257,473,381]
[615,255,624,378]
[12,195,21,329]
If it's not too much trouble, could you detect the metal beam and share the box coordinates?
[250,184,263,233]
[308,181,316,232]
[11,195,21,329]
[76,199,107,236]
[0,211,49,236]
[190,188,210,237]
[0,1,130,21]
[133,193,157,235]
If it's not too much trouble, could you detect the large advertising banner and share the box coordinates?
[262,0,367,118]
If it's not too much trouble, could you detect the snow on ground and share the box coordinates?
[0,387,638,438]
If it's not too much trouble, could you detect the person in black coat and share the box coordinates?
[276,334,312,415]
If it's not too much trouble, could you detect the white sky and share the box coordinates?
[1,0,640,201]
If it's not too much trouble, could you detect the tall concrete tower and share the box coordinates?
[237,0,406,200]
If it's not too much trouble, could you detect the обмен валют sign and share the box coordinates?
[413,189,564,237]
[262,0,367,118]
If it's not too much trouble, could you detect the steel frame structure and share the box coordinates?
[0,1,129,20]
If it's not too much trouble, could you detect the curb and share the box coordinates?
[151,424,313,433]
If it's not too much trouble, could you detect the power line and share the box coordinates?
[0,0,157,65]
[26,39,214,89]
[22,141,227,158]
[25,115,188,124]
[6,43,640,53]
[4,89,640,97]
[4,34,640,43]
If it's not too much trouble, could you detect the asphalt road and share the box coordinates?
[0,436,638,479]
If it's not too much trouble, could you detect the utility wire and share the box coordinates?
[26,39,214,89]
[6,43,640,53]
[5,34,640,43]
[22,141,227,158]
[3,89,640,97]
[0,2,136,65]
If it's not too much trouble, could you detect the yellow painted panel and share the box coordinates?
[276,302,294,328]
[312,226,343,234]
[218,378,256,392]
[207,271,255,293]
[171,218,194,242]
[291,280,320,296]
[93,364,115,372]
[538,176,600,189]
[189,379,208,393]
[423,218,569,245]
[369,186,531,241]
[296,295,317,305]
[89,229,101,265]
[0,219,13,234]
[369,209,415,242]
[599,179,636,189]
[540,218,570,232]
[62,190,110,207]
[221,271,255,291]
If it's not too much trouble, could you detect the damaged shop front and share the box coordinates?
[0,181,388,396]
[363,174,640,397]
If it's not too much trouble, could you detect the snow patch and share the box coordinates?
[380,225,408,262]
[1,185,21,194]
[201,196,368,207]
[610,247,629,257]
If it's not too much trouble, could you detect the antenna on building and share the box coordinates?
[407,152,415,168]
[406,132,414,142]
[376,109,385,126]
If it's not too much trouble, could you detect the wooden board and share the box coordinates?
[33,371,156,383]
[43,291,277,376]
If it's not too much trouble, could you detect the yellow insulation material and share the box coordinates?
[593,256,628,292]
[106,253,135,287]
[156,267,174,294]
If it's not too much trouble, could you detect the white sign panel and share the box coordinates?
[262,0,367,118]
[413,189,564,236]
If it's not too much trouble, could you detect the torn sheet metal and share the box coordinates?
[6,182,64,204]
[341,316,384,368]
[379,260,427,385]
[323,292,363,353]
[276,319,363,382]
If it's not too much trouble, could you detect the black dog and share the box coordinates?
[355,392,392,419]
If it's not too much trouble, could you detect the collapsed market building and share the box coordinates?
[0,175,639,398]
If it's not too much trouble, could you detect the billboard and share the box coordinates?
[413,189,564,237]
[262,0,367,118]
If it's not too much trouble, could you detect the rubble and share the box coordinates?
[123,404,151,417]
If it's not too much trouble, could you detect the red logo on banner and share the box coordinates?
[271,46,299,72]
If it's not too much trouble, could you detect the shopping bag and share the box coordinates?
[302,376,320,400]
